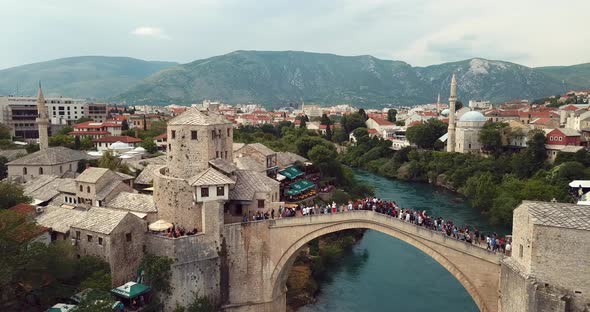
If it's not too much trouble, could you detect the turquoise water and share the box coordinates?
[299,170,504,312]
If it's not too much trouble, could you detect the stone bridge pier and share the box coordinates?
[221,211,503,312]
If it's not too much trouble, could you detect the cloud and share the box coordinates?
[130,26,169,39]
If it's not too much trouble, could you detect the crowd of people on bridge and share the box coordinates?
[245,196,512,255]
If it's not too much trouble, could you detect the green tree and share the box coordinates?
[405,119,447,149]
[324,124,332,141]
[140,137,159,154]
[26,143,40,154]
[0,124,11,140]
[462,172,497,211]
[320,113,332,126]
[121,119,129,131]
[340,113,366,134]
[0,156,7,179]
[331,128,348,144]
[308,144,338,166]
[0,181,31,209]
[141,255,174,294]
[479,122,506,152]
[295,136,329,158]
[387,109,397,122]
[76,117,94,124]
[56,125,74,136]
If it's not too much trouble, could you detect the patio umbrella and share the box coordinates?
[47,304,77,312]
[111,282,151,299]
[148,220,173,231]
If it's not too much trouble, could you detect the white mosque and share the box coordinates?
[446,74,487,154]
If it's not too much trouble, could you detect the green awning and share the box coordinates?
[287,179,315,195]
[279,166,304,180]
[111,282,151,299]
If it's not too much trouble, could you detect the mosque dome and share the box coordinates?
[111,141,131,150]
[459,111,486,122]
[133,146,146,153]
[441,109,450,117]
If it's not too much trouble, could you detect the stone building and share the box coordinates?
[226,170,281,222]
[6,146,89,182]
[154,107,236,230]
[234,143,278,176]
[500,201,590,312]
[75,167,134,207]
[453,111,487,153]
[70,208,146,286]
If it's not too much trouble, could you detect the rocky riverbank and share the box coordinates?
[285,229,365,310]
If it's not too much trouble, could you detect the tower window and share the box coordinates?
[216,151,219,158]
[87,186,90,193]
[126,233,132,242]
[211,130,216,138]
[191,130,198,140]
[39,167,44,174]
[201,187,209,197]
[217,186,225,196]
[227,128,231,137]
[87,235,92,242]
[80,185,83,192]
[171,130,176,139]
[23,167,27,175]
[519,245,523,258]
[258,200,265,209]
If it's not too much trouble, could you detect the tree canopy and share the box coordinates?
[405,119,447,149]
[0,182,31,209]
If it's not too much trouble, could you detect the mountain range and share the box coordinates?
[1,51,589,108]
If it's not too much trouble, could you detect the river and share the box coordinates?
[299,170,505,312]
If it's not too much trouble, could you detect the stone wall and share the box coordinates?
[109,214,146,286]
[500,257,590,312]
[530,226,590,296]
[8,161,78,181]
[145,201,225,311]
[153,166,202,230]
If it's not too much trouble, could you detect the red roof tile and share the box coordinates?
[69,131,110,135]
[9,203,36,216]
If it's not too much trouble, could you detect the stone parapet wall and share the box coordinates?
[153,166,202,230]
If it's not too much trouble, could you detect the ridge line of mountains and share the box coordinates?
[1,51,589,108]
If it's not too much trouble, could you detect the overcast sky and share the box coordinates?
[2,0,589,69]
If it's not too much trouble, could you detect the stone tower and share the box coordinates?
[36,82,49,150]
[166,107,234,179]
[446,74,457,153]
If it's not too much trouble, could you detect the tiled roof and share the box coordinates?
[96,179,124,200]
[188,168,235,186]
[24,175,68,203]
[57,178,77,194]
[135,164,159,185]
[229,170,279,201]
[108,192,157,213]
[209,158,238,174]
[168,107,231,126]
[71,208,130,234]
[93,136,142,143]
[277,152,308,169]
[76,167,110,183]
[0,149,27,161]
[7,147,89,166]
[241,143,276,156]
[126,155,166,171]
[36,206,88,233]
[233,143,245,151]
[235,156,266,172]
[519,201,590,231]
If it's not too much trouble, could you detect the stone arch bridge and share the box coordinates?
[221,210,502,312]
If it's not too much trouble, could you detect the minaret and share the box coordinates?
[446,74,457,153]
[437,93,441,113]
[36,82,49,150]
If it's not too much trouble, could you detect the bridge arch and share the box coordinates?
[268,212,500,312]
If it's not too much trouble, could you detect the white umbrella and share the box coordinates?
[148,220,173,231]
